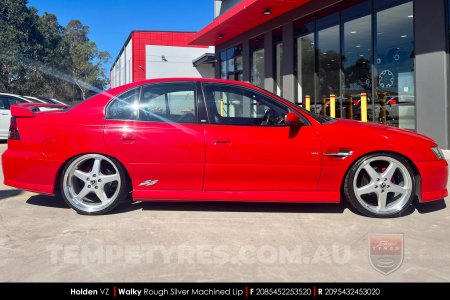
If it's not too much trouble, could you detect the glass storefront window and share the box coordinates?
[273,27,283,96]
[292,0,414,130]
[219,45,243,81]
[295,20,315,107]
[274,43,283,96]
[317,13,341,116]
[220,51,227,79]
[375,1,415,130]
[342,1,372,120]
[250,35,265,88]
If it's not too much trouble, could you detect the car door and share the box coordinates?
[202,82,322,191]
[104,82,205,192]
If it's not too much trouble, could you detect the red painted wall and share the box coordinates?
[132,31,209,82]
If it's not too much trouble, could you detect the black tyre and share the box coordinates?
[60,154,129,215]
[344,152,415,218]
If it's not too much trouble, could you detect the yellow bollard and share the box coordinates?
[220,99,224,116]
[347,95,353,120]
[330,94,336,118]
[361,93,367,122]
[305,95,311,111]
[322,96,327,116]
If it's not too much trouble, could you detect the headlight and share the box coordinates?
[431,147,445,160]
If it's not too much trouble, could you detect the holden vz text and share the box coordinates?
[70,288,109,296]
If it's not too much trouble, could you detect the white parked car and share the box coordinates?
[0,93,67,140]
[0,93,39,140]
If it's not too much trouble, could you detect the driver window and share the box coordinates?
[203,83,288,126]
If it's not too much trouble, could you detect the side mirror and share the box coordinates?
[285,112,301,127]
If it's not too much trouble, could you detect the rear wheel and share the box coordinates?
[60,154,128,215]
[344,153,415,218]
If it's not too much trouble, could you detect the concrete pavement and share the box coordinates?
[0,142,449,282]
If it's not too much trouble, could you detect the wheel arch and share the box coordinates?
[340,150,421,201]
[53,152,133,195]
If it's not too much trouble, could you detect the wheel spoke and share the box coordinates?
[95,188,109,203]
[377,191,387,210]
[73,170,89,181]
[356,182,376,196]
[76,186,90,200]
[100,173,119,184]
[382,162,397,182]
[363,164,380,181]
[92,157,102,175]
[389,183,407,194]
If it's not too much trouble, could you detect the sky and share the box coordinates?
[27,0,214,68]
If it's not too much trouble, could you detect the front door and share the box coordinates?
[104,82,205,192]
[202,83,322,191]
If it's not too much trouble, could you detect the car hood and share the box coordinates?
[317,119,439,162]
[331,118,436,144]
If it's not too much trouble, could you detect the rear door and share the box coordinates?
[103,82,205,192]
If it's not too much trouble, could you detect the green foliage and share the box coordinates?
[0,0,110,102]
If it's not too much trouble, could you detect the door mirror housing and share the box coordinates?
[285,112,302,127]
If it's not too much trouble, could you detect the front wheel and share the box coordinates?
[60,154,129,215]
[344,153,415,218]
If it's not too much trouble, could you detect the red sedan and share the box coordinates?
[2,79,448,217]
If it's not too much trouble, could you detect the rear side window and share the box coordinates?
[107,88,140,120]
[139,82,196,123]
[106,83,197,123]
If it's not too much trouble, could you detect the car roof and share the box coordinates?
[112,77,254,89]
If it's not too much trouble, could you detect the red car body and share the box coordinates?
[2,78,448,216]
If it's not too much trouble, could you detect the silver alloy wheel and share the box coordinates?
[352,156,412,216]
[63,154,121,213]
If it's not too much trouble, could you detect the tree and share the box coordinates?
[64,20,110,101]
[23,12,73,99]
[0,0,38,94]
[0,0,110,102]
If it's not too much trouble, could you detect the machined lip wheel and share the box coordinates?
[63,154,122,213]
[352,155,413,216]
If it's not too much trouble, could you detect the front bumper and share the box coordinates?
[416,159,448,202]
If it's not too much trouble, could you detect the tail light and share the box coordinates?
[8,117,20,140]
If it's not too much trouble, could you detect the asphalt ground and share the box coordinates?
[0,142,449,282]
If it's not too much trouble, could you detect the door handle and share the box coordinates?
[121,133,136,141]
[214,139,231,145]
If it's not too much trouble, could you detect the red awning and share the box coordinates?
[190,0,311,46]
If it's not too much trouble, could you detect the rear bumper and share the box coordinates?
[416,159,448,202]
[2,149,57,195]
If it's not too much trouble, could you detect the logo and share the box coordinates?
[368,233,403,275]
[138,179,159,187]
